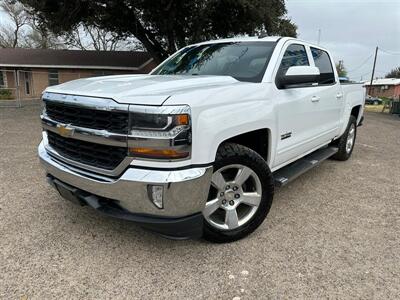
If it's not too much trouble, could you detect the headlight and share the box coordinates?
[128,105,192,160]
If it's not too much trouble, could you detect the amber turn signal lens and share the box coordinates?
[176,114,189,125]
[129,147,189,159]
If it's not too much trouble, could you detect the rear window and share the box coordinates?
[311,47,335,85]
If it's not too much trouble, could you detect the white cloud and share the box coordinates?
[286,0,400,80]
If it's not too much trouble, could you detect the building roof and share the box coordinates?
[0,48,154,71]
[364,78,400,86]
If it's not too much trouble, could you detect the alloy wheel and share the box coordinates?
[203,164,262,231]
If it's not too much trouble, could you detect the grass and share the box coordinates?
[364,104,387,113]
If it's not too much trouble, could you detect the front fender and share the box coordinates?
[191,100,276,165]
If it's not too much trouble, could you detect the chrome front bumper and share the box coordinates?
[38,141,213,218]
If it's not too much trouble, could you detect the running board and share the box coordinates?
[273,146,338,187]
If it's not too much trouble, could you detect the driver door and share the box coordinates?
[273,42,326,168]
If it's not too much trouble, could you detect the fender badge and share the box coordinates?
[280,132,292,140]
[56,124,75,138]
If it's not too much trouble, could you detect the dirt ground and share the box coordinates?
[1,105,399,299]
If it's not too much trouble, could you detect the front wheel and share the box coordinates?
[202,143,274,243]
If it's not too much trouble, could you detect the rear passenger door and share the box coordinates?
[309,47,342,139]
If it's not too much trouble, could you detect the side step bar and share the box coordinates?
[273,146,338,187]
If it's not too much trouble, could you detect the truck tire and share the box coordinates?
[331,115,357,161]
[202,143,274,243]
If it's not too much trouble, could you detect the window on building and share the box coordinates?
[279,44,310,72]
[48,69,59,86]
[0,71,5,87]
[311,47,335,85]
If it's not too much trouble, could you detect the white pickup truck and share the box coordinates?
[38,37,365,242]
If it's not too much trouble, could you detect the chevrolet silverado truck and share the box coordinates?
[38,37,365,242]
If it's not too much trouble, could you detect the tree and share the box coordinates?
[20,0,297,63]
[385,67,400,79]
[24,16,65,49]
[61,24,144,51]
[336,61,347,77]
[0,0,62,48]
[0,1,30,47]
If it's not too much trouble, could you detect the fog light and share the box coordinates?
[148,185,164,209]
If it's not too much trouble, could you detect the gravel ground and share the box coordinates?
[1,106,399,299]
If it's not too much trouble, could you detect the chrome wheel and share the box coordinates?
[203,164,262,231]
[346,123,356,154]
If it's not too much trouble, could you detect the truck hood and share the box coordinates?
[45,74,239,105]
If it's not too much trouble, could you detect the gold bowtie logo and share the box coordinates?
[56,124,74,138]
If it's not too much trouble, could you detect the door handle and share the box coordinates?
[336,93,343,99]
[311,96,320,102]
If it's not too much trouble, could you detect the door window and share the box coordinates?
[22,71,32,95]
[311,47,335,85]
[279,44,309,72]
[276,44,310,89]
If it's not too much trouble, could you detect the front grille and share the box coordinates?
[47,131,127,170]
[45,101,129,134]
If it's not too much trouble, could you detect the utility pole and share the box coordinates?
[368,46,378,96]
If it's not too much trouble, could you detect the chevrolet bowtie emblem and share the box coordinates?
[56,124,75,138]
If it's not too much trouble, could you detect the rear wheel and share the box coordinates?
[202,143,274,243]
[331,115,357,161]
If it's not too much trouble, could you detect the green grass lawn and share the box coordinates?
[364,104,387,113]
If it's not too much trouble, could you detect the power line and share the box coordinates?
[379,48,400,55]
[348,53,374,72]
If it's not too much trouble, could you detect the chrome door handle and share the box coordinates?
[311,96,320,102]
[336,93,343,99]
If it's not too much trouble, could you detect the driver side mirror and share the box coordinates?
[277,66,320,89]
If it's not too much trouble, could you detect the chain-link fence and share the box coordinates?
[0,69,124,108]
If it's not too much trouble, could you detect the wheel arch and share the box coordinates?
[215,128,272,165]
[351,104,362,123]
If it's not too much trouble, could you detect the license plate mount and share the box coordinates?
[53,179,84,206]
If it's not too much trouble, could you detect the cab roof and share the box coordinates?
[194,36,287,46]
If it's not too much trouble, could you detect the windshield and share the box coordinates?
[152,42,276,83]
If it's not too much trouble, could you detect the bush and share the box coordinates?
[0,89,13,100]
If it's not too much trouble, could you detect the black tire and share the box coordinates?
[203,143,274,243]
[331,115,357,161]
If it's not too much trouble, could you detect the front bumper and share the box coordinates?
[38,141,213,238]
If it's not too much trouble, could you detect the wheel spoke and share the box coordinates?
[225,209,239,229]
[203,198,220,217]
[234,166,253,186]
[241,192,261,207]
[211,171,226,190]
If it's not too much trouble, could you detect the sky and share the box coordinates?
[286,0,400,80]
[1,0,400,80]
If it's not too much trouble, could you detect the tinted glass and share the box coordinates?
[279,44,309,71]
[0,72,4,87]
[311,47,335,84]
[152,42,276,83]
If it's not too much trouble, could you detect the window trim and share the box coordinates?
[309,46,337,87]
